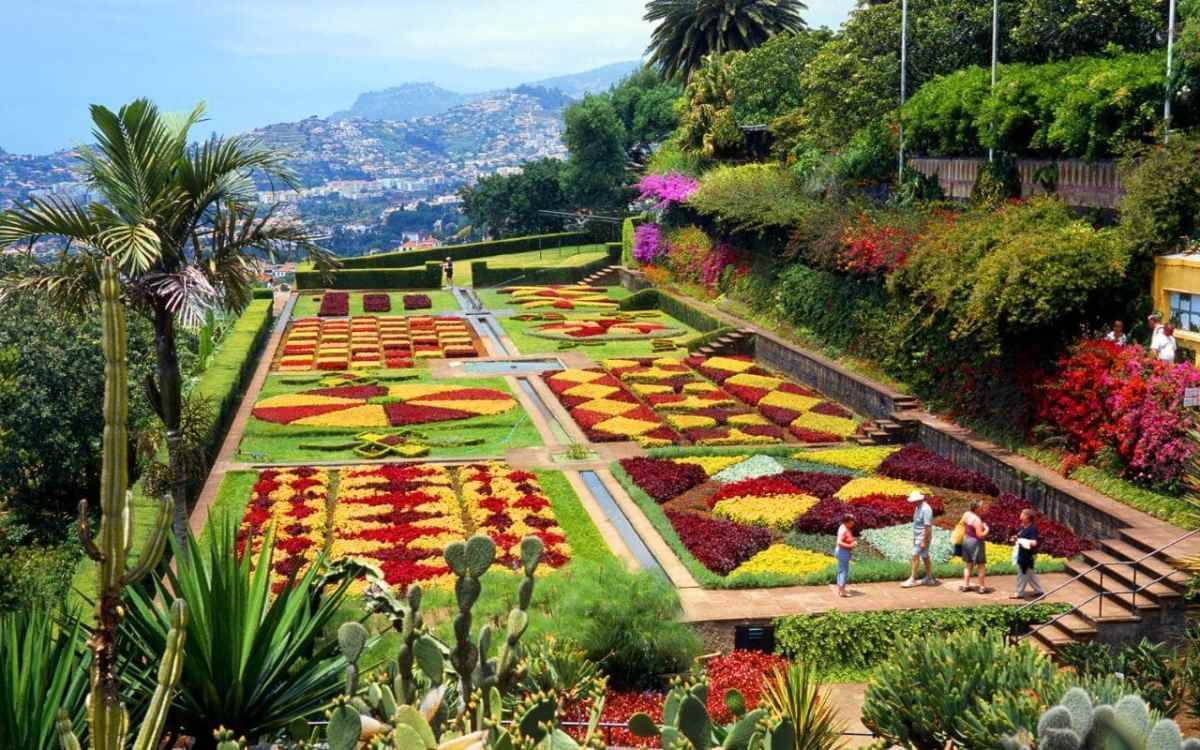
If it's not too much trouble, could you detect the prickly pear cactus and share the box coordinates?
[1004,687,1200,750]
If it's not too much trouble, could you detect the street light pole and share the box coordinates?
[989,0,999,162]
[899,0,908,182]
[1165,0,1177,143]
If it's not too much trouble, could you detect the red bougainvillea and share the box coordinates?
[878,444,999,495]
[666,510,772,575]
[620,458,709,502]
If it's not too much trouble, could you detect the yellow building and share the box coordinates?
[1151,253,1200,364]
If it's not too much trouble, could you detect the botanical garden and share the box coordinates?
[9,0,1200,748]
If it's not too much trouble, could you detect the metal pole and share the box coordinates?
[989,0,998,162]
[1166,0,1177,143]
[899,0,908,182]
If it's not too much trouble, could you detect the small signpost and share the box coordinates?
[1185,387,1200,407]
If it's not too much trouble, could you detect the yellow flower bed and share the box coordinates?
[728,413,770,426]
[759,390,821,413]
[712,493,819,531]
[833,476,919,500]
[730,544,836,578]
[670,455,748,475]
[983,542,1066,569]
[702,356,756,374]
[794,446,902,472]
[790,411,858,438]
[666,414,718,430]
[725,372,783,390]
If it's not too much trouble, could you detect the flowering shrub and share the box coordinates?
[730,544,837,578]
[620,457,709,502]
[979,494,1092,558]
[363,293,391,313]
[699,243,744,290]
[666,510,772,575]
[665,226,713,284]
[793,446,901,472]
[633,224,667,265]
[638,172,700,209]
[1037,339,1200,488]
[839,213,920,276]
[878,444,999,495]
[403,294,432,310]
[318,291,349,317]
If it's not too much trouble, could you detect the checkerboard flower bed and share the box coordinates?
[793,446,901,472]
[252,382,517,428]
[730,544,836,578]
[460,462,571,568]
[665,510,772,576]
[708,477,820,531]
[774,470,853,501]
[620,457,710,503]
[532,317,684,341]
[236,467,329,593]
[793,497,907,534]
[363,293,391,313]
[500,285,619,310]
[276,315,482,371]
[877,444,1000,495]
[544,368,677,446]
[318,291,349,317]
[403,294,432,310]
[980,494,1094,558]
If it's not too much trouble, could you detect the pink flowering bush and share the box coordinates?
[633,223,666,265]
[638,172,700,209]
[699,243,744,290]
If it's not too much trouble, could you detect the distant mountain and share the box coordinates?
[333,82,475,122]
[527,60,642,98]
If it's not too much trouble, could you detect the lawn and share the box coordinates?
[237,370,544,462]
[410,244,610,288]
[291,290,460,317]
[498,309,702,358]
[478,283,633,312]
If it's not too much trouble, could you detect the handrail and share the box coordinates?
[1014,526,1200,645]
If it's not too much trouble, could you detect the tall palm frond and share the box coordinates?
[645,0,808,80]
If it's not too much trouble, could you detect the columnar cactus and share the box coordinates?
[57,258,184,750]
[1002,688,1200,750]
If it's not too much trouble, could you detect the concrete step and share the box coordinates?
[1061,561,1147,620]
[1101,539,1191,586]
[1082,550,1188,600]
[1050,612,1098,640]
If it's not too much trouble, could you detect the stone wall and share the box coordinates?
[908,157,1125,209]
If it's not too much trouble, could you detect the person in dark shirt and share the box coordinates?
[1011,508,1044,599]
[442,257,454,288]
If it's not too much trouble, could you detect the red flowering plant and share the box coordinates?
[878,444,999,495]
[703,650,788,723]
[620,457,709,502]
[793,497,900,533]
[838,213,920,277]
[318,291,349,317]
[1037,340,1200,489]
[363,293,391,313]
[666,510,772,575]
[404,294,432,310]
[979,494,1092,558]
[775,471,853,500]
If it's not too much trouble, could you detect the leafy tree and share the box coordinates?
[0,99,330,554]
[728,29,833,125]
[644,0,808,81]
[1010,0,1166,60]
[608,67,683,147]
[459,158,567,237]
[677,52,746,159]
[562,95,628,209]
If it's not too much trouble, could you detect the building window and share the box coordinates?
[1169,291,1200,332]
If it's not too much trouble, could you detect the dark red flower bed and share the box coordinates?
[318,291,349,317]
[790,427,843,443]
[980,494,1093,558]
[849,493,945,519]
[878,444,999,495]
[708,476,811,508]
[666,510,771,575]
[705,650,787,723]
[811,401,853,418]
[404,294,432,310]
[620,457,709,502]
[363,293,391,313]
[775,470,852,501]
[794,497,899,533]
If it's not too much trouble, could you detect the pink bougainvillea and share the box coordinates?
[638,172,700,209]
[633,223,666,265]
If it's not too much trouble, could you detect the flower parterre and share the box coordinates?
[500,285,619,311]
[730,544,836,579]
[362,293,391,313]
[709,477,819,531]
[459,462,571,569]
[403,294,432,310]
[252,381,517,429]
[531,317,683,341]
[275,315,483,371]
[621,457,709,503]
[877,444,999,495]
[980,494,1094,559]
[318,291,349,317]
[236,468,329,593]
[793,446,901,472]
[543,368,677,447]
[666,510,772,576]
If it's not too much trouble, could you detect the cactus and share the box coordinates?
[57,258,185,750]
[628,677,793,750]
[1002,687,1200,750]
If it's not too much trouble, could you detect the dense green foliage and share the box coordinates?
[687,163,812,231]
[459,159,567,237]
[728,30,832,126]
[644,0,808,81]
[563,95,628,210]
[296,264,443,290]
[676,52,745,160]
[1119,134,1200,260]
[607,67,684,148]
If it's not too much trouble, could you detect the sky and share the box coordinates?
[1,0,856,155]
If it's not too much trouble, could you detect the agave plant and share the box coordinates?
[0,606,90,750]
[119,523,367,749]
[760,663,846,750]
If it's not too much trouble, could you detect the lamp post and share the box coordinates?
[898,0,908,182]
[989,0,999,162]
[1166,0,1177,143]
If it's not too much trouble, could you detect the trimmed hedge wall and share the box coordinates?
[470,243,621,288]
[336,231,589,269]
[251,287,275,300]
[295,263,442,290]
[619,288,723,333]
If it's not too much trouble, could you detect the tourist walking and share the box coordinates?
[835,513,857,598]
[442,256,454,288]
[959,500,992,594]
[1149,312,1178,362]
[901,491,938,588]
[1011,508,1045,599]
[1105,319,1127,345]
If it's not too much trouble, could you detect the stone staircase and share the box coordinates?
[853,397,921,446]
[578,265,620,287]
[693,328,756,358]
[1025,530,1192,655]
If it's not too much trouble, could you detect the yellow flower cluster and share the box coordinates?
[670,455,748,475]
[239,468,330,592]
[834,476,920,500]
[503,285,618,310]
[794,446,902,472]
[712,493,819,531]
[982,542,1066,569]
[790,411,858,438]
[694,428,783,447]
[459,461,572,568]
[730,545,836,578]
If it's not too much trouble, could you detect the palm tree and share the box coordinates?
[644,0,808,81]
[0,99,332,555]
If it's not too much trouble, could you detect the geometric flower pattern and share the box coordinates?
[499,285,620,310]
[275,315,484,371]
[530,317,683,340]
[252,382,517,428]
[235,467,330,593]
[543,368,677,447]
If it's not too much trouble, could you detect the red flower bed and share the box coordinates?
[708,477,810,508]
[849,493,945,519]
[318,291,349,317]
[878,444,999,495]
[666,510,772,575]
[811,401,853,419]
[794,497,899,533]
[790,427,843,443]
[705,650,788,724]
[363,293,391,313]
[620,458,709,502]
[980,494,1092,558]
[775,471,852,500]
[404,294,432,310]
[563,691,663,747]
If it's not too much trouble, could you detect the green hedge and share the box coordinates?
[336,232,589,269]
[251,287,274,300]
[774,605,1069,674]
[295,263,441,290]
[470,244,620,288]
[619,288,723,333]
